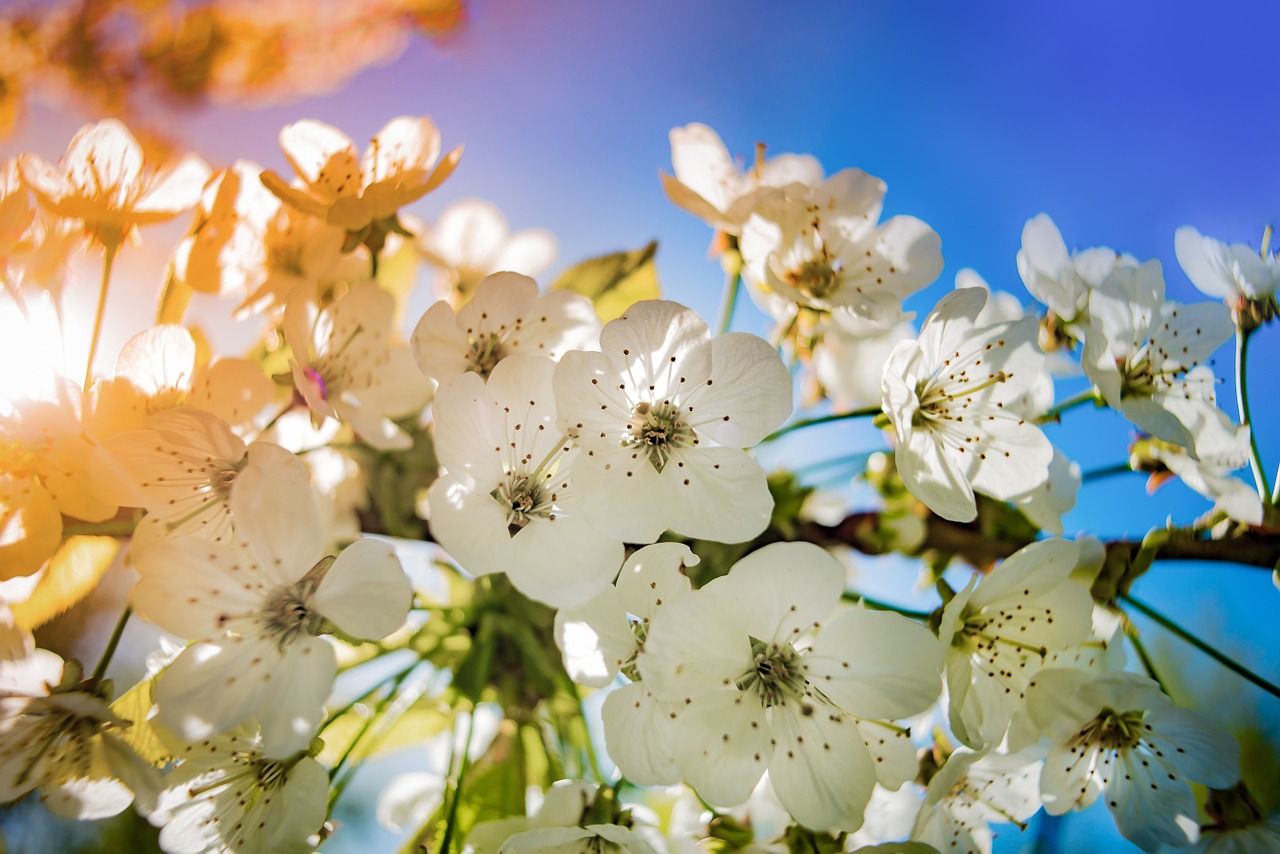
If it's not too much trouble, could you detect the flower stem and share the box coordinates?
[438,708,477,854]
[1080,462,1135,484]
[1235,326,1272,504]
[765,407,882,443]
[1035,388,1099,424]
[84,241,118,392]
[89,606,131,684]
[1121,593,1280,700]
[840,591,932,621]
[1126,629,1171,698]
[571,681,605,783]
[61,519,138,538]
[716,270,741,337]
[327,663,419,806]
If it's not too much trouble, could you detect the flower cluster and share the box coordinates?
[0,110,1269,854]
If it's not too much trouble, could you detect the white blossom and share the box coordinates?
[1175,226,1278,305]
[148,728,328,854]
[910,748,1042,854]
[285,280,431,450]
[637,542,942,832]
[1081,260,1237,457]
[1017,213,1134,323]
[1025,668,1240,852]
[416,198,557,303]
[132,490,412,755]
[740,170,943,324]
[881,287,1053,523]
[938,539,1094,749]
[412,271,600,388]
[660,122,822,236]
[428,354,624,608]
[553,300,791,544]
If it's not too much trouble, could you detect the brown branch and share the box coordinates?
[794,512,1280,572]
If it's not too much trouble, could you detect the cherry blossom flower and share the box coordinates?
[428,355,623,607]
[105,407,312,543]
[469,779,658,854]
[1025,668,1240,852]
[1017,213,1134,324]
[1175,225,1278,307]
[910,748,1042,854]
[147,727,327,854]
[416,198,557,304]
[637,542,942,832]
[1081,260,1237,457]
[18,118,210,249]
[0,376,134,576]
[1143,421,1264,525]
[555,543,696,785]
[0,650,160,819]
[881,287,1053,523]
[412,272,600,388]
[132,493,412,755]
[93,324,275,436]
[660,122,823,237]
[552,300,792,544]
[740,169,943,324]
[285,280,431,450]
[260,116,461,240]
[936,539,1094,748]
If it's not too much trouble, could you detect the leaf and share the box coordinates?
[317,705,450,766]
[109,674,174,767]
[551,241,660,322]
[10,536,119,631]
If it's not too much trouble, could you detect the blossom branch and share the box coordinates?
[764,406,883,442]
[1034,388,1100,424]
[793,511,1280,571]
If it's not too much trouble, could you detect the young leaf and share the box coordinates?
[551,241,659,322]
[10,535,119,630]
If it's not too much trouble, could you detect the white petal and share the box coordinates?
[768,704,875,831]
[554,586,631,688]
[314,537,412,640]
[256,637,335,757]
[672,688,769,808]
[684,332,792,448]
[156,637,284,742]
[805,608,942,720]
[602,682,680,786]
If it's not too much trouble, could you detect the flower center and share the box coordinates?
[493,473,552,537]
[466,332,506,378]
[785,258,842,300]
[626,401,692,472]
[735,636,808,708]
[1071,707,1146,751]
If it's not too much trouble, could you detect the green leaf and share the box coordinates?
[317,705,450,766]
[109,675,173,767]
[551,241,660,322]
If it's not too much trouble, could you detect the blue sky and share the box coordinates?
[6,1,1278,849]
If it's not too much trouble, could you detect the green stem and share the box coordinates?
[370,249,379,280]
[61,519,138,538]
[1036,389,1099,424]
[321,658,423,735]
[438,709,477,854]
[1126,630,1171,698]
[1080,462,1135,484]
[571,681,604,783]
[1121,594,1280,700]
[840,591,932,621]
[716,270,741,337]
[258,398,297,436]
[84,241,119,392]
[89,606,131,684]
[1235,327,1272,503]
[765,407,882,443]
